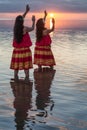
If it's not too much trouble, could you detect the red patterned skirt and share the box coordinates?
[34,46,56,66]
[10,47,33,70]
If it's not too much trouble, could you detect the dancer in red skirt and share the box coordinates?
[34,11,56,71]
[10,5,35,82]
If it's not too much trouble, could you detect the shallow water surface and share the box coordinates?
[0,28,87,130]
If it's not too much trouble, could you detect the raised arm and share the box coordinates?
[43,10,47,22]
[29,15,36,31]
[43,18,55,35]
[22,4,30,18]
[24,15,35,32]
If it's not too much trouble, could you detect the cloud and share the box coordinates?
[0,0,87,13]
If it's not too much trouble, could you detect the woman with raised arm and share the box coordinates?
[34,10,56,71]
[10,5,35,83]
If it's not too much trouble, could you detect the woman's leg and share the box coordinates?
[38,65,42,71]
[50,65,53,70]
[14,70,19,81]
[24,69,29,83]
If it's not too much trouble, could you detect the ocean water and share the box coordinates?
[0,20,87,130]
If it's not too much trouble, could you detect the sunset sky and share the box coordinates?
[0,0,87,29]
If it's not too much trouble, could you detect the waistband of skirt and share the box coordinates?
[14,47,29,51]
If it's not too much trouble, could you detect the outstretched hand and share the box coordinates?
[32,15,35,22]
[26,4,30,12]
[22,4,30,18]
[44,10,47,17]
[52,18,55,24]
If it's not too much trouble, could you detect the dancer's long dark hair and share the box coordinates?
[13,15,24,43]
[36,18,46,42]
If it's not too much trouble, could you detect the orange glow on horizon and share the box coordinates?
[49,13,54,18]
[0,12,87,19]
[0,12,87,29]
[0,12,87,20]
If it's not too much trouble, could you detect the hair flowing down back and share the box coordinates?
[14,15,24,43]
[36,18,46,42]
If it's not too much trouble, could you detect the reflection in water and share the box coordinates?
[10,80,33,130]
[10,69,56,130]
[34,68,56,123]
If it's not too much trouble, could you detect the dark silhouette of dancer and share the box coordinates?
[10,80,33,130]
[34,68,56,123]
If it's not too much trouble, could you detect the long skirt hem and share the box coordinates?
[34,45,56,66]
[10,47,33,70]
